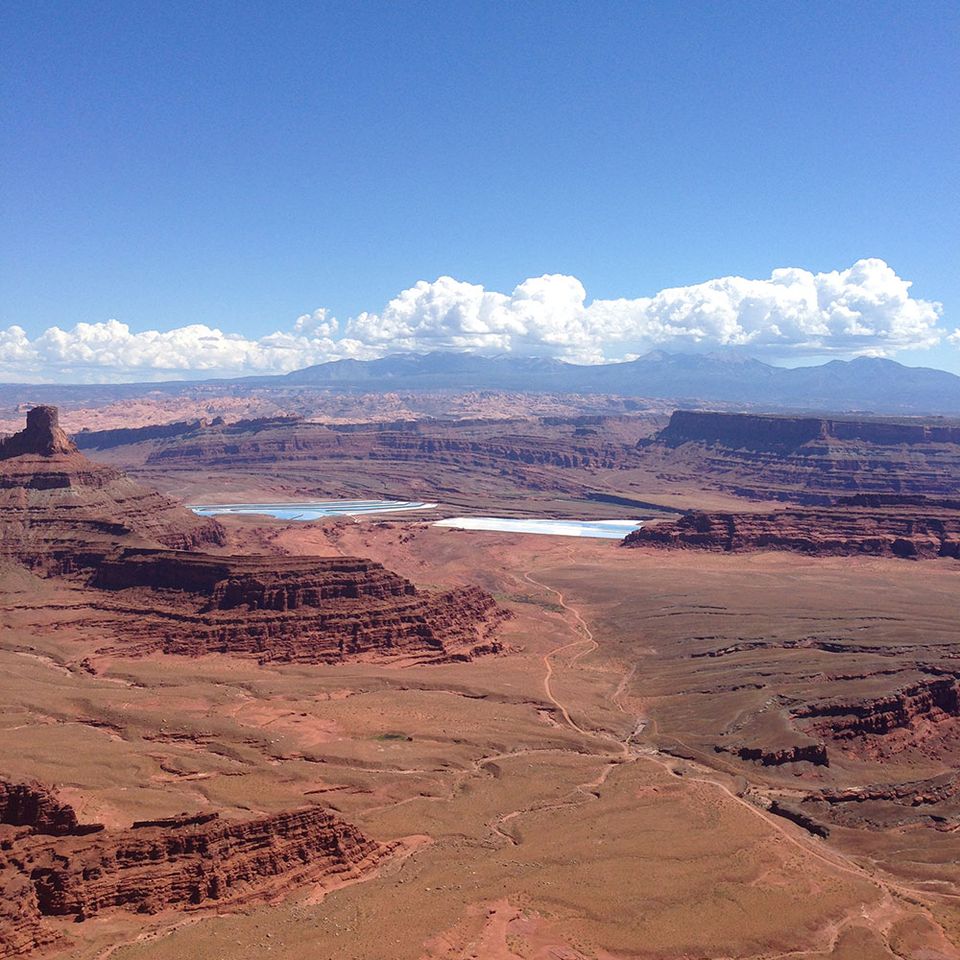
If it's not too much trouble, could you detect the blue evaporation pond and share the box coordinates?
[189,500,436,521]
[433,517,642,539]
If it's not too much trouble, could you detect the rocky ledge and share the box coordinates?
[793,771,960,831]
[93,548,509,665]
[794,677,960,753]
[0,779,393,958]
[624,506,960,560]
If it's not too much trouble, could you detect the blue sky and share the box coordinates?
[2,0,958,381]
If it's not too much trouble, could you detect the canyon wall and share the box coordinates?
[142,417,635,471]
[636,410,960,502]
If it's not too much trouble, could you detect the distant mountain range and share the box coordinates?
[3,352,960,415]
[278,351,960,414]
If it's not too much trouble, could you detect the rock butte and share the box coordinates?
[0,405,225,572]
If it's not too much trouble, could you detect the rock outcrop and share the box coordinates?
[0,407,224,572]
[636,410,960,502]
[0,781,392,958]
[794,772,960,830]
[94,548,508,665]
[0,407,76,459]
[624,506,960,559]
[0,780,87,837]
[726,743,829,767]
[795,677,960,742]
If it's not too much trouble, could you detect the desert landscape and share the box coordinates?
[1,396,958,960]
[4,7,958,956]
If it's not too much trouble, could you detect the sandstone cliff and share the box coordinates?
[94,549,508,665]
[0,781,392,958]
[0,407,224,572]
[624,506,960,560]
[636,410,960,502]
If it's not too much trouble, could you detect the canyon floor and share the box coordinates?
[3,507,958,959]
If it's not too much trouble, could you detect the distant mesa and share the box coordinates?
[635,409,960,504]
[651,409,960,448]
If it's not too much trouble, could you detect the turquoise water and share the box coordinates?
[189,499,436,521]
[433,517,642,539]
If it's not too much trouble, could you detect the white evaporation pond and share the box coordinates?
[189,500,437,521]
[433,517,642,539]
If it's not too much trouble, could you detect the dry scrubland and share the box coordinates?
[2,517,958,958]
[1,402,959,958]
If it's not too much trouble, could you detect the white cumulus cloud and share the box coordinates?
[0,259,948,382]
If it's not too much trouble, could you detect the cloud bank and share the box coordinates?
[0,259,947,382]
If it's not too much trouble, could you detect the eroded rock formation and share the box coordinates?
[624,506,960,559]
[0,407,224,572]
[0,780,86,837]
[636,410,960,502]
[0,781,392,958]
[727,743,829,767]
[94,549,508,665]
[0,407,76,459]
[795,677,960,743]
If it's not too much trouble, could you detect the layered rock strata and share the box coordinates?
[0,407,223,572]
[795,677,960,742]
[0,782,392,958]
[94,549,508,664]
[624,506,960,559]
[142,416,634,471]
[0,780,86,837]
[637,410,960,502]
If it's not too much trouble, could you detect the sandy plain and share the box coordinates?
[2,506,957,959]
